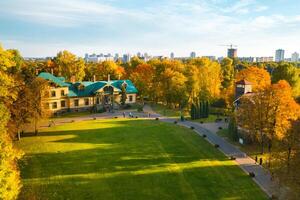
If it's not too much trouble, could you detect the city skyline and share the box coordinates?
[1,0,300,57]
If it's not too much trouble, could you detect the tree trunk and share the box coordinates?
[287,146,292,172]
[17,130,21,141]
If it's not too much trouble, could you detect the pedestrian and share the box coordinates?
[148,113,151,118]
[123,112,126,118]
[129,112,132,118]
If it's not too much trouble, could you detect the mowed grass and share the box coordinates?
[16,119,267,200]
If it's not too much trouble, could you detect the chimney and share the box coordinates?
[93,75,96,82]
[70,76,76,83]
[108,74,110,82]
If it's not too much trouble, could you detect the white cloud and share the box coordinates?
[1,0,300,57]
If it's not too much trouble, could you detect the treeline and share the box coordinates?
[0,46,49,199]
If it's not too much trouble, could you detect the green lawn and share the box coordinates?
[51,111,92,119]
[150,104,188,118]
[16,119,267,200]
[192,114,225,123]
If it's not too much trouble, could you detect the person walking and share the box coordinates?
[123,112,126,118]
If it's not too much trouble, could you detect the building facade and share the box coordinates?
[291,52,299,62]
[227,48,237,59]
[275,49,285,62]
[38,72,138,114]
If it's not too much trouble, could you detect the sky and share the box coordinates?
[0,0,300,58]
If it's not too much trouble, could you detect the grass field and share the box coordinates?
[16,119,267,200]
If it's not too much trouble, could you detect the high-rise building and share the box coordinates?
[170,52,174,59]
[123,54,131,63]
[291,52,299,62]
[227,48,237,59]
[275,49,285,62]
[190,52,196,58]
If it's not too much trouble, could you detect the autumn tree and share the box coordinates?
[236,67,271,91]
[130,63,154,102]
[55,50,85,81]
[0,44,23,200]
[95,61,125,80]
[186,58,222,103]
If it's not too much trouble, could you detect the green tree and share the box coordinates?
[272,62,300,97]
[220,57,234,89]
[120,84,127,106]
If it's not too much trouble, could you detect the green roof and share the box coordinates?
[38,72,138,97]
[38,72,69,87]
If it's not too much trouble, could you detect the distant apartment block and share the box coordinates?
[190,52,196,58]
[85,53,115,62]
[275,49,285,62]
[227,48,237,59]
[122,54,131,63]
[238,57,274,62]
[170,52,175,59]
[291,52,299,62]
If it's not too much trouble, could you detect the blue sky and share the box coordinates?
[1,0,300,57]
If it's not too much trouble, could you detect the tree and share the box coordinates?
[272,63,300,97]
[120,84,127,106]
[0,44,23,200]
[221,57,234,89]
[130,63,154,102]
[55,50,85,81]
[28,77,50,135]
[236,67,271,91]
[95,61,123,80]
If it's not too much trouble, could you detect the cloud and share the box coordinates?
[1,0,300,57]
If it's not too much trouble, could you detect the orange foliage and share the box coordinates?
[236,67,271,91]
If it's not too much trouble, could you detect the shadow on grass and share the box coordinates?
[18,119,268,200]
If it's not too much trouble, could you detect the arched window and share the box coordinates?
[103,86,114,94]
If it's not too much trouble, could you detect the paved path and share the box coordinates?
[144,104,275,197]
[34,105,275,197]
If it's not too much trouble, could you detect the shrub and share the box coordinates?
[190,126,195,130]
[249,172,255,177]
[214,144,220,148]
[174,121,177,124]
[137,104,143,112]
[155,118,159,120]
[218,127,223,130]
[229,156,236,160]
[200,121,204,124]
[114,116,118,119]
[93,117,96,120]
[202,134,207,138]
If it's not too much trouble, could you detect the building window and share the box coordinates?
[74,99,79,107]
[51,91,56,97]
[84,98,89,106]
[61,90,65,96]
[96,97,100,104]
[61,100,66,108]
[52,102,57,109]
[129,95,133,102]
